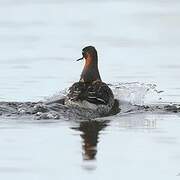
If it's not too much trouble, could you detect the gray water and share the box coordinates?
[0,0,180,179]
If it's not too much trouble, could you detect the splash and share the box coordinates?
[0,82,179,120]
[46,82,161,106]
[110,82,161,106]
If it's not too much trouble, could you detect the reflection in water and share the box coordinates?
[72,120,109,161]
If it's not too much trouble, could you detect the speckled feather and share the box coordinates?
[66,81,114,105]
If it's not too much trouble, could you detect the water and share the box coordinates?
[0,0,180,179]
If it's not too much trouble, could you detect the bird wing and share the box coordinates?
[67,82,86,101]
[67,82,114,105]
[86,82,114,105]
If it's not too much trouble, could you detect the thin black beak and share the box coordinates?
[76,57,83,61]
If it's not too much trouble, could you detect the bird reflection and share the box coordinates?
[72,120,109,161]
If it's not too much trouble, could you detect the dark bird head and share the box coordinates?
[77,46,98,63]
[77,46,101,83]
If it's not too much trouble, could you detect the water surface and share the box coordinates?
[0,0,180,179]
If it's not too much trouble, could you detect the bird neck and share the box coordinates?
[80,57,102,83]
[84,57,97,70]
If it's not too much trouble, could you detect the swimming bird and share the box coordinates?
[65,46,119,116]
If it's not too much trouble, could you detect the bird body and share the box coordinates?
[65,81,115,115]
[65,46,118,116]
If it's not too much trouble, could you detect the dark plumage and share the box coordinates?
[65,46,118,116]
[67,81,114,105]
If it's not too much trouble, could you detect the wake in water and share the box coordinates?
[0,82,180,120]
